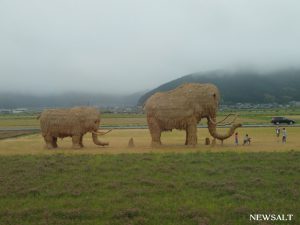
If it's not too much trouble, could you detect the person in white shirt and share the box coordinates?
[243,134,251,145]
[282,128,287,143]
[276,126,280,138]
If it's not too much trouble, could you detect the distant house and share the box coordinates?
[12,108,28,114]
[0,109,12,114]
[290,101,300,107]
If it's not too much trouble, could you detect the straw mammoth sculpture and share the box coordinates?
[38,107,110,149]
[144,83,241,146]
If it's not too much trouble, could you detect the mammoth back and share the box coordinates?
[40,107,100,126]
[145,83,220,118]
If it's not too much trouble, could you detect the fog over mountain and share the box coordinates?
[138,69,300,106]
[2,69,300,108]
[1,0,300,95]
[0,91,146,108]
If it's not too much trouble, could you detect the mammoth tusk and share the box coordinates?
[208,116,218,125]
[92,129,112,136]
[215,113,236,124]
[209,114,239,125]
[219,115,238,126]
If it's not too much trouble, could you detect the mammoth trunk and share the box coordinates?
[208,119,241,141]
[92,133,109,146]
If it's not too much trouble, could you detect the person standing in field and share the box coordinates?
[234,132,238,146]
[243,134,251,145]
[276,126,280,138]
[282,128,287,143]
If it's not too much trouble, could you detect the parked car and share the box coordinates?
[271,117,295,125]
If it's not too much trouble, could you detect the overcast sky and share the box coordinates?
[0,0,300,95]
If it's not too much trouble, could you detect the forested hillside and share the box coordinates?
[138,69,300,105]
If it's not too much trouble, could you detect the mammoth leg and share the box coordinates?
[148,116,161,147]
[152,129,162,147]
[44,135,55,149]
[186,123,197,146]
[72,135,82,149]
[52,137,58,148]
[185,129,188,145]
[79,135,84,147]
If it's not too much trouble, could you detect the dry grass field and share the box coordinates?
[0,127,299,155]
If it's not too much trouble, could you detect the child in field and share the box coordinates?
[243,134,251,145]
[234,132,238,146]
[276,126,280,138]
[282,128,287,143]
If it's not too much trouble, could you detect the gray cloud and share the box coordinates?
[1,0,300,94]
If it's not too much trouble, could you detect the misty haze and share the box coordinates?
[1,0,300,103]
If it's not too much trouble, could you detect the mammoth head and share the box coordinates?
[194,84,221,118]
[209,91,220,114]
[89,117,101,132]
[74,107,110,146]
[212,92,220,106]
[75,107,101,132]
[85,116,100,132]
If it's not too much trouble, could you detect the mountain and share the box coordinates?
[2,69,300,108]
[138,69,300,106]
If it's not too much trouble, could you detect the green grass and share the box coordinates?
[0,130,38,140]
[1,108,300,127]
[101,113,145,118]
[220,108,300,124]
[0,152,299,225]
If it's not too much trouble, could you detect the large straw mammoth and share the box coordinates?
[144,83,241,146]
[38,107,110,149]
